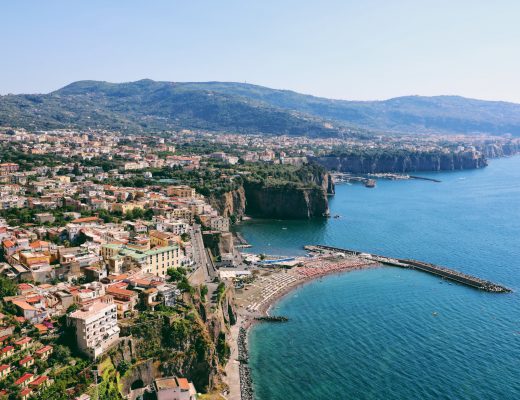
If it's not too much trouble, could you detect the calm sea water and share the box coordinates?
[237,156,520,400]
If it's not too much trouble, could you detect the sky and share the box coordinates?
[1,0,520,102]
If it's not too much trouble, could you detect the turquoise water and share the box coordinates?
[238,156,520,400]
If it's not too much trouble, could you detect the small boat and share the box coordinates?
[282,227,287,230]
[333,214,340,219]
[364,179,376,188]
[432,312,438,317]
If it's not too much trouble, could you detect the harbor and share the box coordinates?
[306,245,512,293]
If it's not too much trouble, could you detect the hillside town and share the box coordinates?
[0,127,264,399]
[0,126,519,400]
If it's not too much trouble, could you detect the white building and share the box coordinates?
[209,216,229,232]
[101,243,181,277]
[67,296,120,359]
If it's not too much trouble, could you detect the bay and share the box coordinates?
[237,156,520,400]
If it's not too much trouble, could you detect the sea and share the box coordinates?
[235,156,520,400]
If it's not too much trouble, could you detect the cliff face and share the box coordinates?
[115,290,237,396]
[243,181,329,219]
[209,164,334,220]
[312,152,487,174]
[301,169,335,195]
[209,186,246,218]
[481,141,520,158]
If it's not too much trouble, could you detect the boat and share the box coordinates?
[333,214,340,219]
[364,179,376,188]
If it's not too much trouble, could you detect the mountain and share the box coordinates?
[176,82,520,136]
[1,79,520,136]
[0,80,352,137]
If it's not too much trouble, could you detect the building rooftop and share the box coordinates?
[30,375,48,387]
[15,337,32,346]
[68,299,114,320]
[35,345,53,355]
[15,373,33,385]
[19,356,33,366]
[12,300,37,311]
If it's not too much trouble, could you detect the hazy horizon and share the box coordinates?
[2,1,520,102]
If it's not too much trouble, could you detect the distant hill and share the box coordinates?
[178,82,520,136]
[1,79,520,136]
[0,80,352,137]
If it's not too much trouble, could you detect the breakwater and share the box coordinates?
[307,245,511,293]
[255,316,289,322]
[237,327,254,400]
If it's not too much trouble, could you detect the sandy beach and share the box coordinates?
[222,253,378,399]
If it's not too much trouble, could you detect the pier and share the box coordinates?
[306,245,511,293]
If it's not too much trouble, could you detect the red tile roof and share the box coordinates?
[107,286,136,297]
[12,301,37,312]
[2,240,15,248]
[19,356,33,366]
[177,377,190,391]
[14,373,33,385]
[1,345,14,353]
[15,337,32,346]
[25,296,42,304]
[0,364,10,372]
[18,283,33,291]
[35,345,52,355]
[34,324,49,333]
[30,240,49,248]
[71,216,100,224]
[30,375,48,387]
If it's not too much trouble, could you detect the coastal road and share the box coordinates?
[189,224,217,284]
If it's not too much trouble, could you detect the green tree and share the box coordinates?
[0,276,17,298]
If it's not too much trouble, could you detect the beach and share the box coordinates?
[223,253,378,399]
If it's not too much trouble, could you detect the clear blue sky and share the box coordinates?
[2,0,520,102]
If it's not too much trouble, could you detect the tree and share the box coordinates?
[0,276,17,298]
[200,285,208,301]
[166,267,186,283]
[66,304,78,313]
[117,360,130,376]
[72,163,81,176]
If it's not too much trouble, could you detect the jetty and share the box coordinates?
[305,245,511,293]
[254,315,289,322]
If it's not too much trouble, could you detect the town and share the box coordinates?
[0,126,518,400]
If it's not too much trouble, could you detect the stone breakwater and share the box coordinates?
[237,327,254,400]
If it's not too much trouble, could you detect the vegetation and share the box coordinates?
[2,80,520,136]
[0,80,347,137]
[0,276,17,298]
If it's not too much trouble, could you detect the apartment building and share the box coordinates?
[102,243,180,277]
[67,296,120,359]
[166,185,196,198]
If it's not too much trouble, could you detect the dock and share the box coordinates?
[305,245,511,293]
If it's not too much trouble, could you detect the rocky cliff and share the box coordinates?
[480,141,520,158]
[243,181,329,219]
[210,164,334,220]
[114,288,237,397]
[209,186,246,218]
[311,151,487,173]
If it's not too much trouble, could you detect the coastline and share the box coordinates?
[224,255,379,399]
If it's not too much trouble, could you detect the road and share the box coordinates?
[188,224,217,285]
